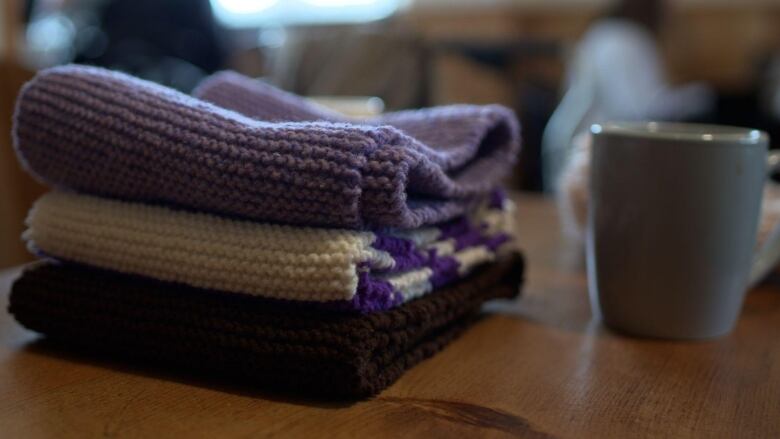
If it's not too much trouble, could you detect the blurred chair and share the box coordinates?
[269,21,427,111]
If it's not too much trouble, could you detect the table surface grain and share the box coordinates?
[1,195,779,438]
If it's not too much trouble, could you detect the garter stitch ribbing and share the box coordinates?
[14,65,521,229]
[193,70,513,159]
[9,253,525,398]
[25,191,514,311]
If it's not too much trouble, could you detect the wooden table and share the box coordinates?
[1,195,779,438]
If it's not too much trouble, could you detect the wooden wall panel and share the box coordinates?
[407,3,780,91]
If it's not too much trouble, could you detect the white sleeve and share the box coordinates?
[590,25,712,121]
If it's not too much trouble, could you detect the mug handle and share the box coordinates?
[748,150,780,286]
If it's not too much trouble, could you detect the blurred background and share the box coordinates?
[1,0,780,268]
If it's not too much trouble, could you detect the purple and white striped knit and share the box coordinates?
[25,190,514,313]
[14,65,520,230]
[344,194,513,312]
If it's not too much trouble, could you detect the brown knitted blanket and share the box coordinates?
[9,253,524,398]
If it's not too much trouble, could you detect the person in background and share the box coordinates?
[73,0,226,91]
[542,0,714,193]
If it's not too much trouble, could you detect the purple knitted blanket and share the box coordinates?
[14,65,520,229]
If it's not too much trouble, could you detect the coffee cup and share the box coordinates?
[587,122,772,339]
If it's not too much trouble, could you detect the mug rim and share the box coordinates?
[591,121,768,144]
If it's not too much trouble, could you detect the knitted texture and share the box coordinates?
[14,64,521,229]
[193,70,513,155]
[24,191,515,312]
[193,71,345,123]
[9,253,525,398]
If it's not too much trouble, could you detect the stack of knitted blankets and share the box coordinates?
[9,65,525,398]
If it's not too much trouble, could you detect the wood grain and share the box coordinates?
[1,195,779,438]
[409,2,780,91]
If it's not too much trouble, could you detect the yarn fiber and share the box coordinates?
[194,70,514,157]
[25,191,514,312]
[9,65,526,398]
[14,65,520,229]
[9,253,524,398]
